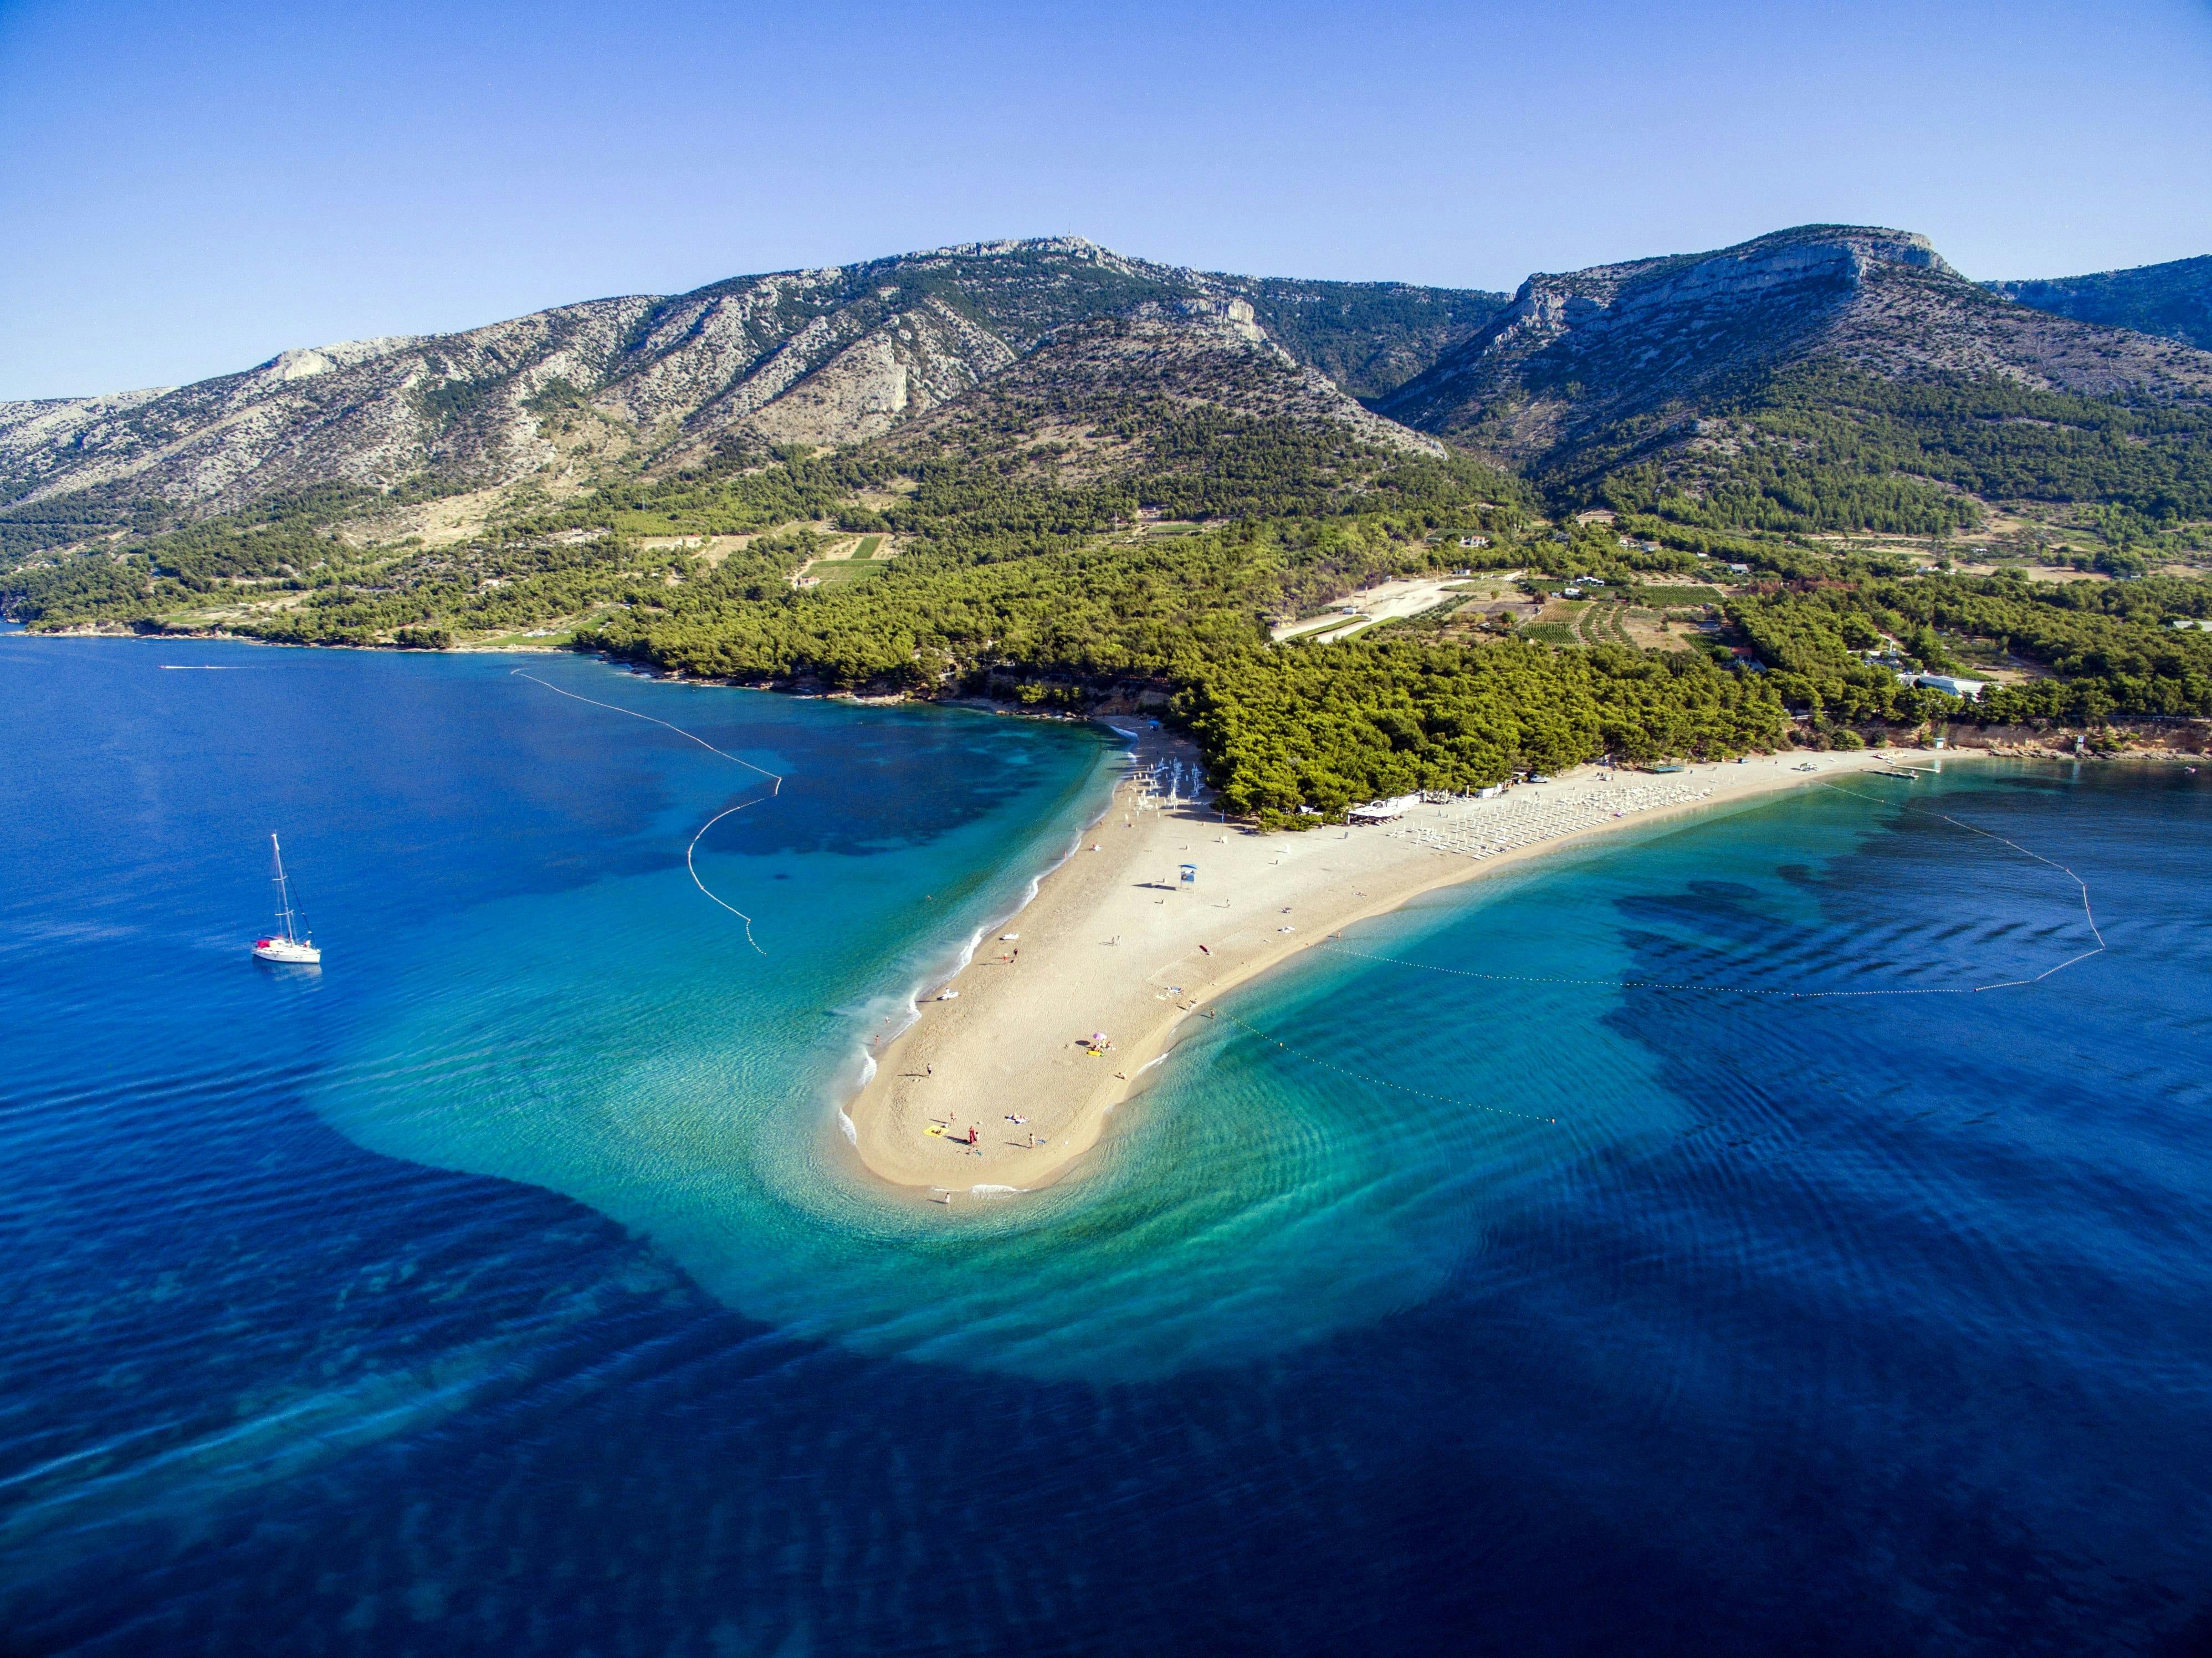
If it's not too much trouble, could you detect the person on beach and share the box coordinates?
[968,1125,978,1147]
[926,1062,933,1077]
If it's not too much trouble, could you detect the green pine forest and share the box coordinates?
[7,366,2212,825]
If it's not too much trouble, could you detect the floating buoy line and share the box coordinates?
[1198,776,2107,1128]
[512,669,782,954]
[1814,781,2107,989]
[1307,782,2103,1002]
[501,683,2106,1122]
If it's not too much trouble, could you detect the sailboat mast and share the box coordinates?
[270,833,299,944]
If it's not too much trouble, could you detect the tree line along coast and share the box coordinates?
[11,439,2207,825]
[6,226,2212,822]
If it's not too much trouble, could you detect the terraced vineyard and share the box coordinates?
[1570,601,1632,646]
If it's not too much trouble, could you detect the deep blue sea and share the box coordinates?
[3,632,2209,1657]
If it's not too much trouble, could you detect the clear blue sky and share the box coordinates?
[4,0,2209,400]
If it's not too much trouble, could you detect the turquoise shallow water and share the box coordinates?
[4,632,2210,1654]
[302,653,1563,1379]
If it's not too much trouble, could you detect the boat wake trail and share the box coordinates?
[511,669,783,954]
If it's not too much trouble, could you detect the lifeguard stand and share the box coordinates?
[1179,863,1197,887]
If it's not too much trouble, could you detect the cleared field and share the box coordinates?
[1272,576,1472,643]
[1621,608,1694,652]
[1304,615,1373,641]
[471,626,578,649]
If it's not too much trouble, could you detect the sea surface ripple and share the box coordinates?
[3,633,2208,1655]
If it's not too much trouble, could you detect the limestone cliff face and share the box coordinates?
[2,239,1487,530]
[886,299,1443,482]
[29,223,2199,537]
[731,296,1020,449]
[0,304,655,514]
[1378,224,2211,465]
[0,387,170,495]
[1989,255,2212,355]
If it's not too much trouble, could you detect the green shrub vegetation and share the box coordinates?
[1180,639,1786,820]
[10,357,2212,821]
[1725,571,2212,725]
[1595,366,2212,539]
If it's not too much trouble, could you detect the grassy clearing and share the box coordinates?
[1308,613,1379,642]
[472,626,578,649]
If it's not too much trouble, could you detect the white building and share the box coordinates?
[1348,794,1422,823]
[1914,673,1989,699]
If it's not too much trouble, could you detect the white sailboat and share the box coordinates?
[252,834,321,964]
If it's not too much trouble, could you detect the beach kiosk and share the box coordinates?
[1348,794,1421,824]
[1180,863,1197,887]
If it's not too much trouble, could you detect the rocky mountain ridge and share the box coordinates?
[1377,224,2212,473]
[8,223,2211,564]
[0,239,1497,544]
[1989,254,2212,354]
[889,296,1444,480]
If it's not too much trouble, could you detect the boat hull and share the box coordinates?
[252,939,321,965]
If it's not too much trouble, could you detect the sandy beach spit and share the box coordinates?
[844,736,1975,1198]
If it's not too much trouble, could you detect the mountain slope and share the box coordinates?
[1990,255,2212,354]
[1374,224,2212,532]
[1225,278,1507,398]
[0,241,1499,552]
[1380,224,2212,456]
[8,228,2210,802]
[890,298,1442,473]
[1378,226,1953,453]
